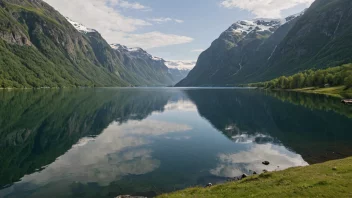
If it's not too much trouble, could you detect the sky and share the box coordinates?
[43,0,314,64]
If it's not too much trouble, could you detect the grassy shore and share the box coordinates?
[292,86,352,98]
[158,157,352,198]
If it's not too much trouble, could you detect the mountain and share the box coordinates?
[0,0,182,88]
[109,44,183,86]
[0,0,131,88]
[177,0,352,86]
[176,16,298,86]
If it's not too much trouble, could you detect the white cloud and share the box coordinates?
[191,49,204,52]
[43,0,193,49]
[111,31,193,49]
[109,0,149,10]
[165,60,197,70]
[220,0,314,18]
[174,19,184,23]
[148,17,184,24]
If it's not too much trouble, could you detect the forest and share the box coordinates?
[250,64,352,90]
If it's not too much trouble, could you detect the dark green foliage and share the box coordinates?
[0,0,178,88]
[250,64,352,90]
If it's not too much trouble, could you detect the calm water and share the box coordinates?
[0,88,352,198]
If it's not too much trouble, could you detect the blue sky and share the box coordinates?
[44,0,314,63]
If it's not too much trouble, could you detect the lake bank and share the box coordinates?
[254,86,352,98]
[292,86,352,98]
[158,157,352,198]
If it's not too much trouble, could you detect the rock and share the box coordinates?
[263,169,268,173]
[253,171,257,175]
[262,161,270,165]
[332,167,337,171]
[205,183,213,188]
[241,174,248,179]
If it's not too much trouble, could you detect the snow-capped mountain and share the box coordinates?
[228,19,282,35]
[65,18,190,85]
[226,12,305,36]
[176,11,306,87]
[66,17,96,33]
[110,44,190,85]
[110,44,163,62]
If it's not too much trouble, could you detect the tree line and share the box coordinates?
[250,64,352,89]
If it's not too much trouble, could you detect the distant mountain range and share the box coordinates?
[67,18,191,87]
[177,0,352,87]
[0,0,189,88]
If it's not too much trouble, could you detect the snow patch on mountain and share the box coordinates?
[65,17,96,33]
[110,43,164,62]
[229,11,305,35]
[229,19,282,34]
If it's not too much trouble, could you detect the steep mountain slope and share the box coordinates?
[256,0,352,81]
[110,44,172,86]
[0,0,129,88]
[176,17,299,86]
[177,0,352,87]
[0,0,183,88]
[110,44,190,86]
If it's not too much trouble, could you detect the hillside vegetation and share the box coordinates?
[250,64,352,97]
[0,0,183,88]
[159,157,352,198]
[177,0,352,87]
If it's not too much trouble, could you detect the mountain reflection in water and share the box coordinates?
[0,88,351,198]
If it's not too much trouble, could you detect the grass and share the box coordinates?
[293,86,352,98]
[158,157,352,198]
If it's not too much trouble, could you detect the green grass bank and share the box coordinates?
[159,157,352,198]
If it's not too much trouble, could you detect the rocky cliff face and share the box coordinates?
[177,0,352,87]
[176,17,297,86]
[256,0,352,81]
[0,0,183,88]
[0,0,130,88]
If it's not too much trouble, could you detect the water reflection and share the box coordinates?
[184,89,352,164]
[0,88,351,197]
[6,120,190,194]
[211,143,308,178]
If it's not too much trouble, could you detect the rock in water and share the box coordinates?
[262,161,270,165]
[241,174,248,179]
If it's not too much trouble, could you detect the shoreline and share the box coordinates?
[158,157,352,198]
[255,86,352,99]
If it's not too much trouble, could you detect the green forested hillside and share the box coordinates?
[0,0,181,88]
[0,0,130,88]
[251,64,352,90]
[177,0,352,87]
[255,0,352,82]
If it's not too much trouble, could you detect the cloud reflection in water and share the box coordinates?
[12,120,191,189]
[211,133,308,177]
